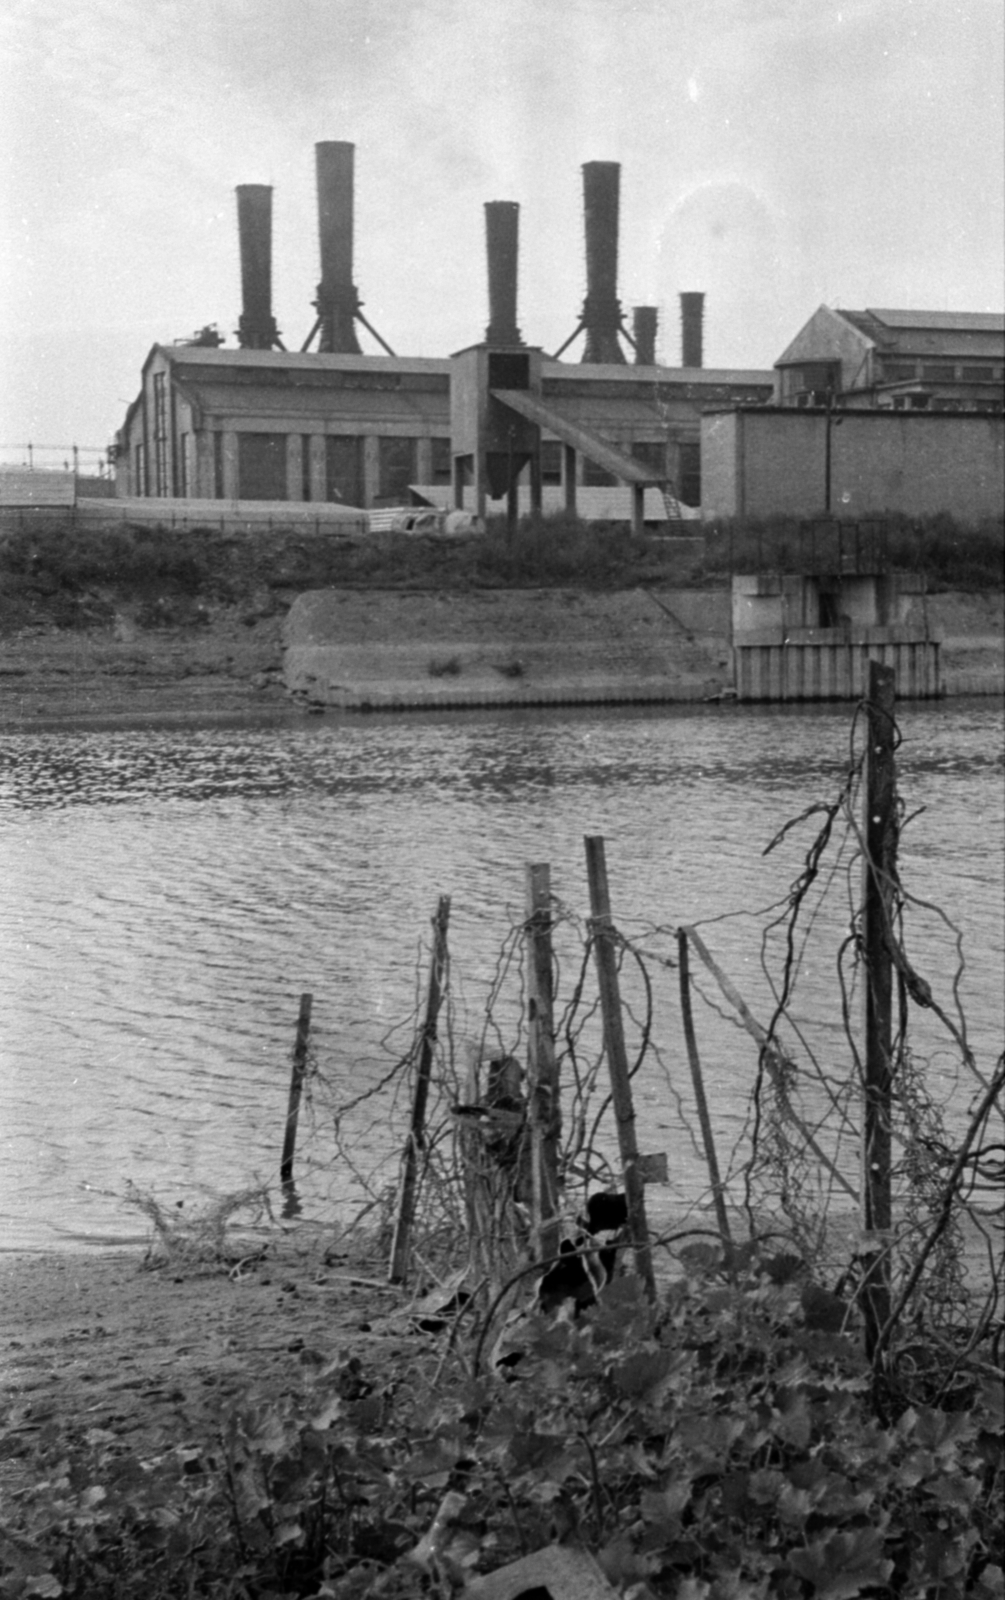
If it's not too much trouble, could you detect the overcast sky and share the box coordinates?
[3,0,1003,463]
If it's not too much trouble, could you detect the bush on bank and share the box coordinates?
[0,511,1000,632]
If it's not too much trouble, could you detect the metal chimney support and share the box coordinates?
[484,201,523,347]
[581,161,626,363]
[313,140,363,353]
[680,292,705,368]
[236,184,282,349]
[632,306,658,366]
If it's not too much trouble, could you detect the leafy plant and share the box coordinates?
[3,1253,1000,1598]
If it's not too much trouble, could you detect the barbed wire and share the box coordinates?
[261,693,1001,1399]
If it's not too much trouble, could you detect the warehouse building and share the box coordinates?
[113,145,773,516]
[774,306,1005,413]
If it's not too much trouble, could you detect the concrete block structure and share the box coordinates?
[701,405,1005,522]
[730,570,941,700]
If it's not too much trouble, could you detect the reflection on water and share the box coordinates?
[1,700,1002,1251]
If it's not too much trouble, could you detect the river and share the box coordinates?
[1,698,1002,1252]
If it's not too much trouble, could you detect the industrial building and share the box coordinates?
[113,143,773,520]
[773,305,1005,412]
[700,405,1005,522]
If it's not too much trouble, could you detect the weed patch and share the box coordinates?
[428,654,462,678]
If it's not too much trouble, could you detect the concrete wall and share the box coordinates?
[0,469,76,506]
[702,408,1005,522]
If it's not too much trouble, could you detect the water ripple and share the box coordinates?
[1,700,1002,1250]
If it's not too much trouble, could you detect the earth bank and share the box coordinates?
[0,586,1000,727]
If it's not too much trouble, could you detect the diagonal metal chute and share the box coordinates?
[490,388,663,486]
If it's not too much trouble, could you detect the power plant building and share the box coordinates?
[113,145,774,515]
[113,146,1004,526]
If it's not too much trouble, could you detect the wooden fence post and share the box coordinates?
[584,836,656,1300]
[676,929,733,1245]
[525,863,561,1261]
[389,896,451,1284]
[861,661,896,1359]
[280,993,313,1184]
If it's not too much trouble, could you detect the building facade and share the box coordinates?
[774,307,1005,413]
[113,343,773,514]
[701,405,1005,522]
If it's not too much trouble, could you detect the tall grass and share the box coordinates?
[0,511,999,622]
[701,513,1003,591]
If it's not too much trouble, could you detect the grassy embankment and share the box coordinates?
[0,511,1001,634]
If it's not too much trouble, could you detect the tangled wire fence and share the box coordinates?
[269,666,1002,1395]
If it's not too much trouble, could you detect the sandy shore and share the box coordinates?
[0,1226,423,1500]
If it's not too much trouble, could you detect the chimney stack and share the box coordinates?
[314,140,362,353]
[236,184,281,349]
[680,291,705,368]
[484,201,523,346]
[632,305,658,366]
[581,161,626,363]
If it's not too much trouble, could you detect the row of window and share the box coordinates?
[131,430,701,506]
[784,360,1004,396]
[879,362,1003,383]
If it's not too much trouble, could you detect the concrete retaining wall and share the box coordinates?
[283,586,1002,709]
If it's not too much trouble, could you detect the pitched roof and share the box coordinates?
[866,309,1004,332]
[833,308,1004,359]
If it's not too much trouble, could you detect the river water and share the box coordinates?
[1,699,1002,1253]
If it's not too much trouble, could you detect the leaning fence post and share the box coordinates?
[861,660,896,1361]
[280,993,313,1184]
[676,929,733,1246]
[525,863,561,1262]
[389,896,451,1284]
[584,836,656,1300]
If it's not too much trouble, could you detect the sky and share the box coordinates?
[2,0,1003,465]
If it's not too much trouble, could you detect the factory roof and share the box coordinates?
[149,343,772,388]
[776,306,1005,367]
[155,344,452,376]
[861,309,1005,332]
[180,381,447,426]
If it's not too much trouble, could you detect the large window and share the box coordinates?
[541,441,562,485]
[678,441,701,508]
[583,456,616,487]
[631,440,666,475]
[879,362,917,384]
[431,436,452,485]
[326,436,363,504]
[238,433,287,500]
[153,372,169,496]
[379,436,417,502]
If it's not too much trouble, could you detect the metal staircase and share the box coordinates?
[661,479,684,523]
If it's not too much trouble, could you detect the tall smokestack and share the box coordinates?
[581,161,626,363]
[484,201,522,346]
[314,140,362,354]
[632,305,658,366]
[680,292,705,368]
[236,185,280,349]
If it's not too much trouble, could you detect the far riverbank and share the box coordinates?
[0,587,1000,728]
